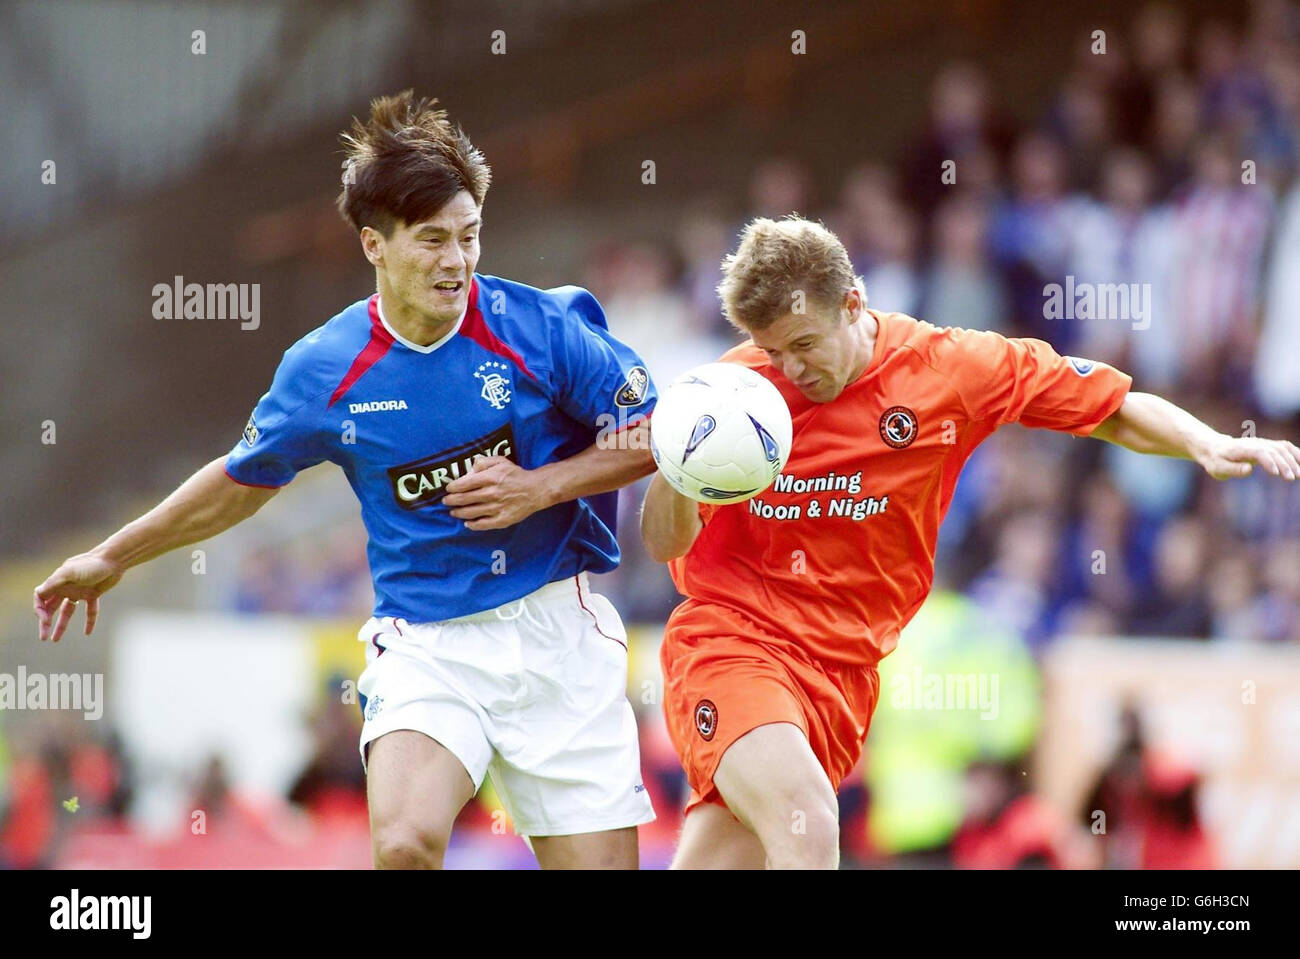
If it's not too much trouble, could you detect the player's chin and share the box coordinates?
[424,288,466,316]
[801,383,840,404]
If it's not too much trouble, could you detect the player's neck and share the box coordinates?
[849,310,879,382]
[377,289,460,347]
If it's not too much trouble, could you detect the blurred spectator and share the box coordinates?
[1048,72,1115,191]
[967,510,1060,650]
[899,63,1016,225]
[288,679,367,822]
[920,193,1007,332]
[1196,19,1273,138]
[1126,516,1214,637]
[1110,3,1189,150]
[187,753,303,844]
[1058,472,1149,619]
[594,241,705,385]
[1138,751,1216,868]
[1250,538,1300,642]
[991,133,1078,347]
[676,202,738,341]
[832,162,898,268]
[951,759,1078,868]
[860,198,921,315]
[746,156,814,220]
[1080,702,1149,868]
[1168,135,1274,401]
[1254,178,1300,419]
[1066,148,1181,385]
[1149,73,1201,198]
[0,722,132,869]
[1207,549,1262,641]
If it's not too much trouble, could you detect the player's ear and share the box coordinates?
[843,286,862,326]
[360,226,385,268]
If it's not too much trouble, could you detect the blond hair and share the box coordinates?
[717,216,860,331]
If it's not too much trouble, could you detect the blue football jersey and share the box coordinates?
[224,274,656,621]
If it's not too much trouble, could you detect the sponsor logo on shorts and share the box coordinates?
[694,699,718,741]
[879,405,918,449]
[387,423,517,509]
[615,365,649,407]
[1067,356,1096,376]
[364,694,384,721]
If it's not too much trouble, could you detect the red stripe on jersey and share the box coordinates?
[224,467,284,490]
[459,277,538,381]
[328,295,395,409]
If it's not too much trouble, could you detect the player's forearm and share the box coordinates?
[532,423,657,507]
[640,472,702,562]
[90,458,276,569]
[1091,392,1222,464]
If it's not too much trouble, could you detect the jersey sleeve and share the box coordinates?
[546,287,658,432]
[942,327,1132,435]
[224,346,331,488]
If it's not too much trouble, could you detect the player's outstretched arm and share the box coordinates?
[443,422,657,531]
[640,472,703,563]
[1091,392,1300,481]
[33,458,280,641]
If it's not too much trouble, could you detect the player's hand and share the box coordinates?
[34,553,125,642]
[1200,434,1300,481]
[443,456,552,531]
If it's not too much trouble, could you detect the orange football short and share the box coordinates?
[660,600,881,816]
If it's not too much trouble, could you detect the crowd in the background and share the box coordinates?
[7,1,1300,868]
[231,1,1300,649]
[602,2,1300,649]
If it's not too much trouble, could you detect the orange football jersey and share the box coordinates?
[667,309,1132,667]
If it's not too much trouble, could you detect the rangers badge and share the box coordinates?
[475,361,513,410]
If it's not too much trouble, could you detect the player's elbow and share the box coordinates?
[639,514,699,563]
[639,472,701,562]
[642,535,688,564]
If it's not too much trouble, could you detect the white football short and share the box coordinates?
[356,572,655,837]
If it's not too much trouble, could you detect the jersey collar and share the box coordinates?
[375,294,467,354]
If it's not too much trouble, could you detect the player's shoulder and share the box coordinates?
[474,273,606,330]
[271,295,375,394]
[715,339,769,371]
[472,275,614,383]
[878,309,1008,367]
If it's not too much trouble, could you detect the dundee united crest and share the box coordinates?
[879,405,918,449]
[695,699,718,741]
[475,361,512,409]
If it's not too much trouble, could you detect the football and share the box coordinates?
[650,362,793,505]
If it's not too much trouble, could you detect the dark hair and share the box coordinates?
[336,90,491,236]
